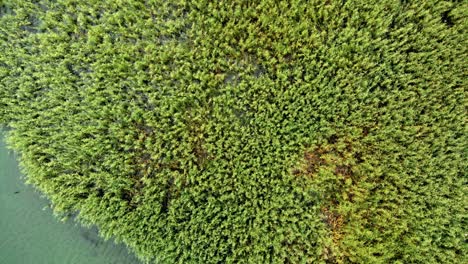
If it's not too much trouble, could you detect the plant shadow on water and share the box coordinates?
[80,227,102,248]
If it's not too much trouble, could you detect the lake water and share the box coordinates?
[0,133,142,264]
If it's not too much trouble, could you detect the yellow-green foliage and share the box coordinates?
[1,0,466,263]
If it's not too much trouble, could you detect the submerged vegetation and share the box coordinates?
[0,0,466,263]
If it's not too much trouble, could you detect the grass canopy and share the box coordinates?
[0,0,466,263]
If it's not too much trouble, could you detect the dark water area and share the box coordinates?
[0,133,142,264]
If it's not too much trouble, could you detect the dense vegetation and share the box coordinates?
[1,0,466,263]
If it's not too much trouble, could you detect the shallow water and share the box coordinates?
[0,134,142,264]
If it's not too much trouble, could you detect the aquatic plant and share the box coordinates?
[1,0,466,263]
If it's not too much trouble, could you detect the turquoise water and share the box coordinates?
[0,134,142,264]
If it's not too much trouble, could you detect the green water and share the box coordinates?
[0,134,142,264]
